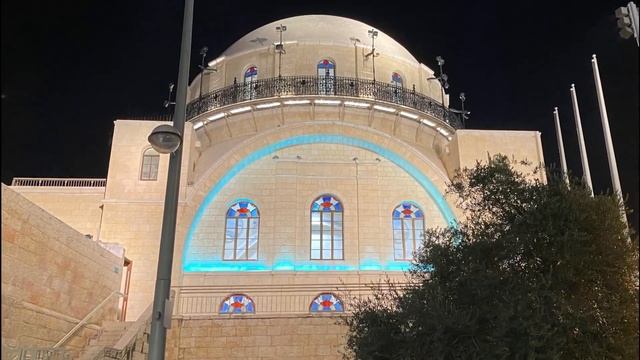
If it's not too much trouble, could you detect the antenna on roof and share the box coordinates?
[364,29,379,81]
[275,24,287,77]
[163,83,175,108]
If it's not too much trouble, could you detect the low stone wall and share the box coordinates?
[166,316,348,359]
[1,184,123,356]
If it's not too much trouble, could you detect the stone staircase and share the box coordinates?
[78,305,152,360]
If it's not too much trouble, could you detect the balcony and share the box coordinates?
[187,75,464,129]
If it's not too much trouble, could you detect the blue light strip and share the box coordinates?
[182,134,458,272]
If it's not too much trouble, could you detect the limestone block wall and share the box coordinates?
[186,143,449,271]
[10,187,105,238]
[1,185,123,356]
[440,129,546,182]
[165,317,347,360]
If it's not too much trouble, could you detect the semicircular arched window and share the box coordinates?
[224,201,259,260]
[219,294,255,314]
[140,148,160,181]
[243,66,258,100]
[310,293,344,313]
[317,59,336,95]
[392,202,425,260]
[311,195,343,260]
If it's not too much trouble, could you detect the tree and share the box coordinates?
[344,155,639,359]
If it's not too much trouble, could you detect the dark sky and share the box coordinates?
[2,0,638,229]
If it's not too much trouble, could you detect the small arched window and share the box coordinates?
[391,72,404,104]
[219,294,255,314]
[140,148,159,181]
[224,201,259,260]
[311,195,343,260]
[310,293,344,313]
[317,59,336,95]
[392,202,425,260]
[243,66,258,100]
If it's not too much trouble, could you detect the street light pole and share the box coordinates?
[148,0,193,358]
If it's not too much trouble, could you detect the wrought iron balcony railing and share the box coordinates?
[187,75,464,129]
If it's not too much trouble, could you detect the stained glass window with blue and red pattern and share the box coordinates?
[219,294,255,314]
[310,293,344,313]
[317,59,336,95]
[311,195,343,260]
[224,202,259,260]
[391,72,403,87]
[243,66,258,100]
[392,202,425,260]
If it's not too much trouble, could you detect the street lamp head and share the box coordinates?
[148,124,182,154]
[459,92,466,102]
[368,29,378,38]
[200,46,208,55]
[436,56,445,66]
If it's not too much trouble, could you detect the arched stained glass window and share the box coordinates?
[310,293,344,313]
[243,66,258,100]
[317,59,336,95]
[219,294,255,314]
[140,148,159,181]
[224,201,259,260]
[391,72,404,104]
[311,195,343,260]
[392,202,425,260]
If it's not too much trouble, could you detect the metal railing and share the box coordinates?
[11,178,107,187]
[186,75,464,128]
[54,291,124,349]
[3,347,72,360]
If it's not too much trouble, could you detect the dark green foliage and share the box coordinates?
[344,155,638,359]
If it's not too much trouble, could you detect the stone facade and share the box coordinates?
[165,317,346,360]
[1,185,123,357]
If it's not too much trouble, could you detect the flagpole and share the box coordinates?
[569,84,594,196]
[553,107,570,185]
[591,54,629,226]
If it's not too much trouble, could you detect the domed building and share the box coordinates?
[5,14,545,359]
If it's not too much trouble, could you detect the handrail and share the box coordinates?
[11,177,107,187]
[53,291,124,349]
[186,75,464,128]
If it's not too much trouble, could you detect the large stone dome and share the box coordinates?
[221,14,419,64]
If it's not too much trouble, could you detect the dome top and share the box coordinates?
[221,15,419,64]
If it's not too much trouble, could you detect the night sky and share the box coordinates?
[2,1,638,230]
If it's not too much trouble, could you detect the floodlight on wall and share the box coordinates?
[228,106,252,114]
[207,112,225,121]
[373,104,395,113]
[343,101,370,108]
[314,99,341,105]
[256,102,281,109]
[284,99,310,105]
[399,111,419,119]
[421,119,436,127]
[148,124,182,154]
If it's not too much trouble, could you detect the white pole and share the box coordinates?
[553,107,570,185]
[591,54,629,225]
[569,84,594,196]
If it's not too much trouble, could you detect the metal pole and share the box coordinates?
[629,1,640,47]
[553,107,570,185]
[199,50,206,102]
[569,84,594,196]
[591,54,628,225]
[148,0,192,358]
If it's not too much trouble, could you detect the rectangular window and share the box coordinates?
[141,152,159,181]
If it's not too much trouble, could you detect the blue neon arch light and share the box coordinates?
[183,134,458,272]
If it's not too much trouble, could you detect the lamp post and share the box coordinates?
[427,56,450,123]
[367,29,378,81]
[199,46,208,102]
[147,0,193,358]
